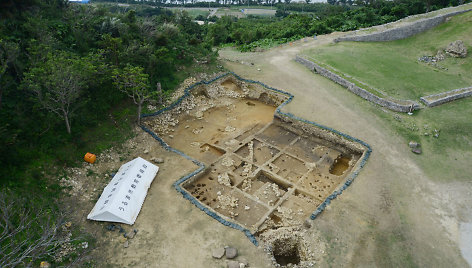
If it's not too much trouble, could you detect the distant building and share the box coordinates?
[69,0,89,3]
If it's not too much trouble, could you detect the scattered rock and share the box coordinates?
[212,247,226,259]
[225,126,236,132]
[221,156,235,167]
[445,40,467,58]
[225,247,238,259]
[227,260,240,268]
[64,221,72,228]
[218,173,232,187]
[303,219,312,229]
[239,263,246,268]
[151,157,164,164]
[239,258,249,267]
[408,141,419,148]
[143,149,149,154]
[81,241,88,249]
[126,229,138,239]
[124,240,129,248]
[106,223,117,231]
[412,148,422,154]
[244,205,250,210]
[119,236,127,243]
[246,101,256,106]
[436,49,445,61]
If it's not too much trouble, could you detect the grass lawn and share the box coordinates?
[305,11,472,100]
[167,8,210,19]
[372,94,472,182]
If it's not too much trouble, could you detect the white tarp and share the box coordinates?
[87,157,159,225]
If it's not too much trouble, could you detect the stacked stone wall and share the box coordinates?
[295,55,420,113]
[334,8,472,43]
[420,87,472,107]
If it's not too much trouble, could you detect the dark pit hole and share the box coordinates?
[272,237,301,266]
[270,213,282,224]
[330,155,351,176]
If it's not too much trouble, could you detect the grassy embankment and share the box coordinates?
[304,11,472,100]
[303,12,472,182]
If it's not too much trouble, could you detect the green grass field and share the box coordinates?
[167,7,210,19]
[305,11,472,100]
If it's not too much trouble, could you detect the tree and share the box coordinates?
[23,52,93,134]
[112,64,157,125]
[0,190,80,268]
[0,40,19,109]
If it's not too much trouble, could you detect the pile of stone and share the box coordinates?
[106,223,138,248]
[212,246,249,268]
[418,55,440,63]
[418,40,467,71]
[409,141,422,154]
[445,40,467,58]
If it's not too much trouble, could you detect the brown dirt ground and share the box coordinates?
[218,34,472,267]
[66,32,472,267]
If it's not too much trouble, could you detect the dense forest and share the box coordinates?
[0,0,469,266]
[0,1,214,266]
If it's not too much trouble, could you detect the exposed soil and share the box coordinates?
[143,76,365,250]
[63,26,472,267]
[219,33,472,267]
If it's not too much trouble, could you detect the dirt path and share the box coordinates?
[219,35,472,267]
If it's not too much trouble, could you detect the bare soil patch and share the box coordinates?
[142,75,368,266]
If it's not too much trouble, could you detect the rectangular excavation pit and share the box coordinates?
[238,170,290,207]
[258,189,322,232]
[213,189,270,229]
[235,123,265,142]
[298,171,344,201]
[198,143,226,164]
[143,74,369,238]
[314,149,342,174]
[285,138,325,163]
[329,154,353,176]
[256,124,298,148]
[235,139,279,165]
[232,161,259,178]
[279,189,323,221]
[183,172,233,208]
[270,154,309,184]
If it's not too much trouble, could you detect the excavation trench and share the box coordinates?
[143,75,367,252]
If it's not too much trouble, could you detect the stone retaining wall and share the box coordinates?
[334,8,472,43]
[295,55,420,113]
[420,86,472,107]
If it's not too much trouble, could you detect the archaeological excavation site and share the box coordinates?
[142,74,371,266]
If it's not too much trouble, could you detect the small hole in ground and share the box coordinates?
[272,237,301,266]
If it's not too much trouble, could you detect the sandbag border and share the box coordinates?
[140,72,372,245]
